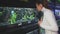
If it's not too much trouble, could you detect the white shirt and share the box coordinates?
[40,7,58,34]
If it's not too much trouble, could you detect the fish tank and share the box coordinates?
[55,0,60,26]
[55,9,60,26]
[0,7,38,26]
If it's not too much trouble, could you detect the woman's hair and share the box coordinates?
[35,0,51,9]
[35,0,44,6]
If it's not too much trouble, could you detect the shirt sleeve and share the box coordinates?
[40,10,58,31]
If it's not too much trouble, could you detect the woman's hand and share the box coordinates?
[38,18,42,26]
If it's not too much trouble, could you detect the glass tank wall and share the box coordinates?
[0,7,38,26]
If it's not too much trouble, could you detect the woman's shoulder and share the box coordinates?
[43,8,54,17]
[44,8,53,14]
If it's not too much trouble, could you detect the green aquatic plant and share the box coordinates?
[9,11,17,24]
[22,10,35,22]
[27,14,34,20]
[22,14,28,22]
[0,12,3,16]
[57,0,60,3]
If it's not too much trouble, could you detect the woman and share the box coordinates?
[35,0,58,34]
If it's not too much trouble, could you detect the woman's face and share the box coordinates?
[36,4,43,11]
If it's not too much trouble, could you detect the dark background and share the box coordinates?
[0,0,36,8]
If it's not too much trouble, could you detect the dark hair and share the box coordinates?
[35,0,51,9]
[35,0,44,5]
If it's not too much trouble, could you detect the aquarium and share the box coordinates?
[0,7,38,26]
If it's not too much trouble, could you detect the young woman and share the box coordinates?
[35,0,58,34]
